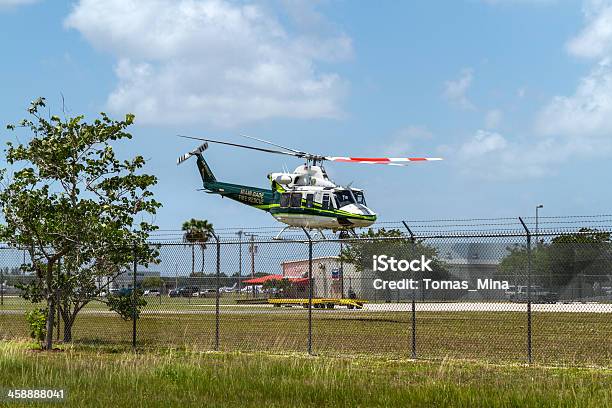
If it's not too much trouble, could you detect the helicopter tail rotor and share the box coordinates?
[177,142,208,165]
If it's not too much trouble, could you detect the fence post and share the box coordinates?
[518,217,532,364]
[56,258,61,341]
[211,232,221,351]
[132,242,138,350]
[402,221,417,359]
[302,228,313,355]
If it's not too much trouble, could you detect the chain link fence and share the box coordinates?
[1,216,611,366]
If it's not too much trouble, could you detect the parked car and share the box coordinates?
[178,286,200,297]
[504,285,517,299]
[195,288,218,298]
[509,285,558,303]
[117,287,134,296]
[144,289,161,296]
[168,289,180,298]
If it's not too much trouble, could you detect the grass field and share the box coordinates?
[0,340,610,407]
[1,306,611,366]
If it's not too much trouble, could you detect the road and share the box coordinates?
[1,302,611,315]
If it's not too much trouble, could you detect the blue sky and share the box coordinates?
[1,0,611,233]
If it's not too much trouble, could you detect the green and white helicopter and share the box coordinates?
[177,135,441,238]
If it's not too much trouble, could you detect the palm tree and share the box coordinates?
[182,219,215,275]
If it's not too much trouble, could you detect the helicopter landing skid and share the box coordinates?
[273,226,327,240]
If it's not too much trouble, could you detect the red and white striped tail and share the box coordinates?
[326,157,442,165]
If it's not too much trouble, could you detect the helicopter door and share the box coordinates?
[280,193,291,208]
[305,194,314,208]
[321,193,332,210]
[289,193,302,208]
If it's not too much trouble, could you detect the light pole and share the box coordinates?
[244,233,258,298]
[236,230,243,295]
[535,204,544,243]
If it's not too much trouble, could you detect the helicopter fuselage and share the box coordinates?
[193,154,376,230]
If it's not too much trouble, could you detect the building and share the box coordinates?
[281,256,373,298]
[106,270,161,290]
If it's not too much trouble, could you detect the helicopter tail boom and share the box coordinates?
[179,142,274,211]
[196,155,217,183]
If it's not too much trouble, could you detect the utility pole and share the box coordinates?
[174,263,178,290]
[236,230,243,295]
[245,233,257,298]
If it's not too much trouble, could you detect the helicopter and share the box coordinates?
[177,135,441,237]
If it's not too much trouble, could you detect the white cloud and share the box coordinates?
[537,58,612,136]
[65,0,351,126]
[448,1,612,180]
[567,1,612,58]
[484,109,503,129]
[451,127,612,180]
[384,126,433,156]
[538,1,612,137]
[453,131,560,179]
[443,68,475,110]
[458,130,507,158]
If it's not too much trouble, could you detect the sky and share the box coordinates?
[1,0,612,233]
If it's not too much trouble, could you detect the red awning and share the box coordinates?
[242,275,310,284]
[242,274,284,284]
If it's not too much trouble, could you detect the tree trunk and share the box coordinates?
[62,312,75,343]
[44,263,55,350]
[201,246,205,272]
[191,244,195,276]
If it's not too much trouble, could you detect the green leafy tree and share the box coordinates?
[0,98,161,349]
[497,228,612,289]
[340,228,450,300]
[262,278,292,295]
[182,219,214,274]
[340,228,449,278]
[141,276,164,289]
[25,308,48,347]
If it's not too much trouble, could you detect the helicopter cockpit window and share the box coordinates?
[334,190,355,208]
[290,193,302,208]
[352,190,366,205]
[280,193,291,208]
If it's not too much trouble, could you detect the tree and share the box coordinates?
[497,228,612,289]
[182,219,214,275]
[340,228,449,278]
[340,228,450,300]
[262,278,292,297]
[141,276,164,289]
[0,98,161,349]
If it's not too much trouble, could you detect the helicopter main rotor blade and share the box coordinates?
[240,134,306,155]
[325,157,443,165]
[178,135,303,158]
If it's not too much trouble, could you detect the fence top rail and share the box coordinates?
[2,227,611,249]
